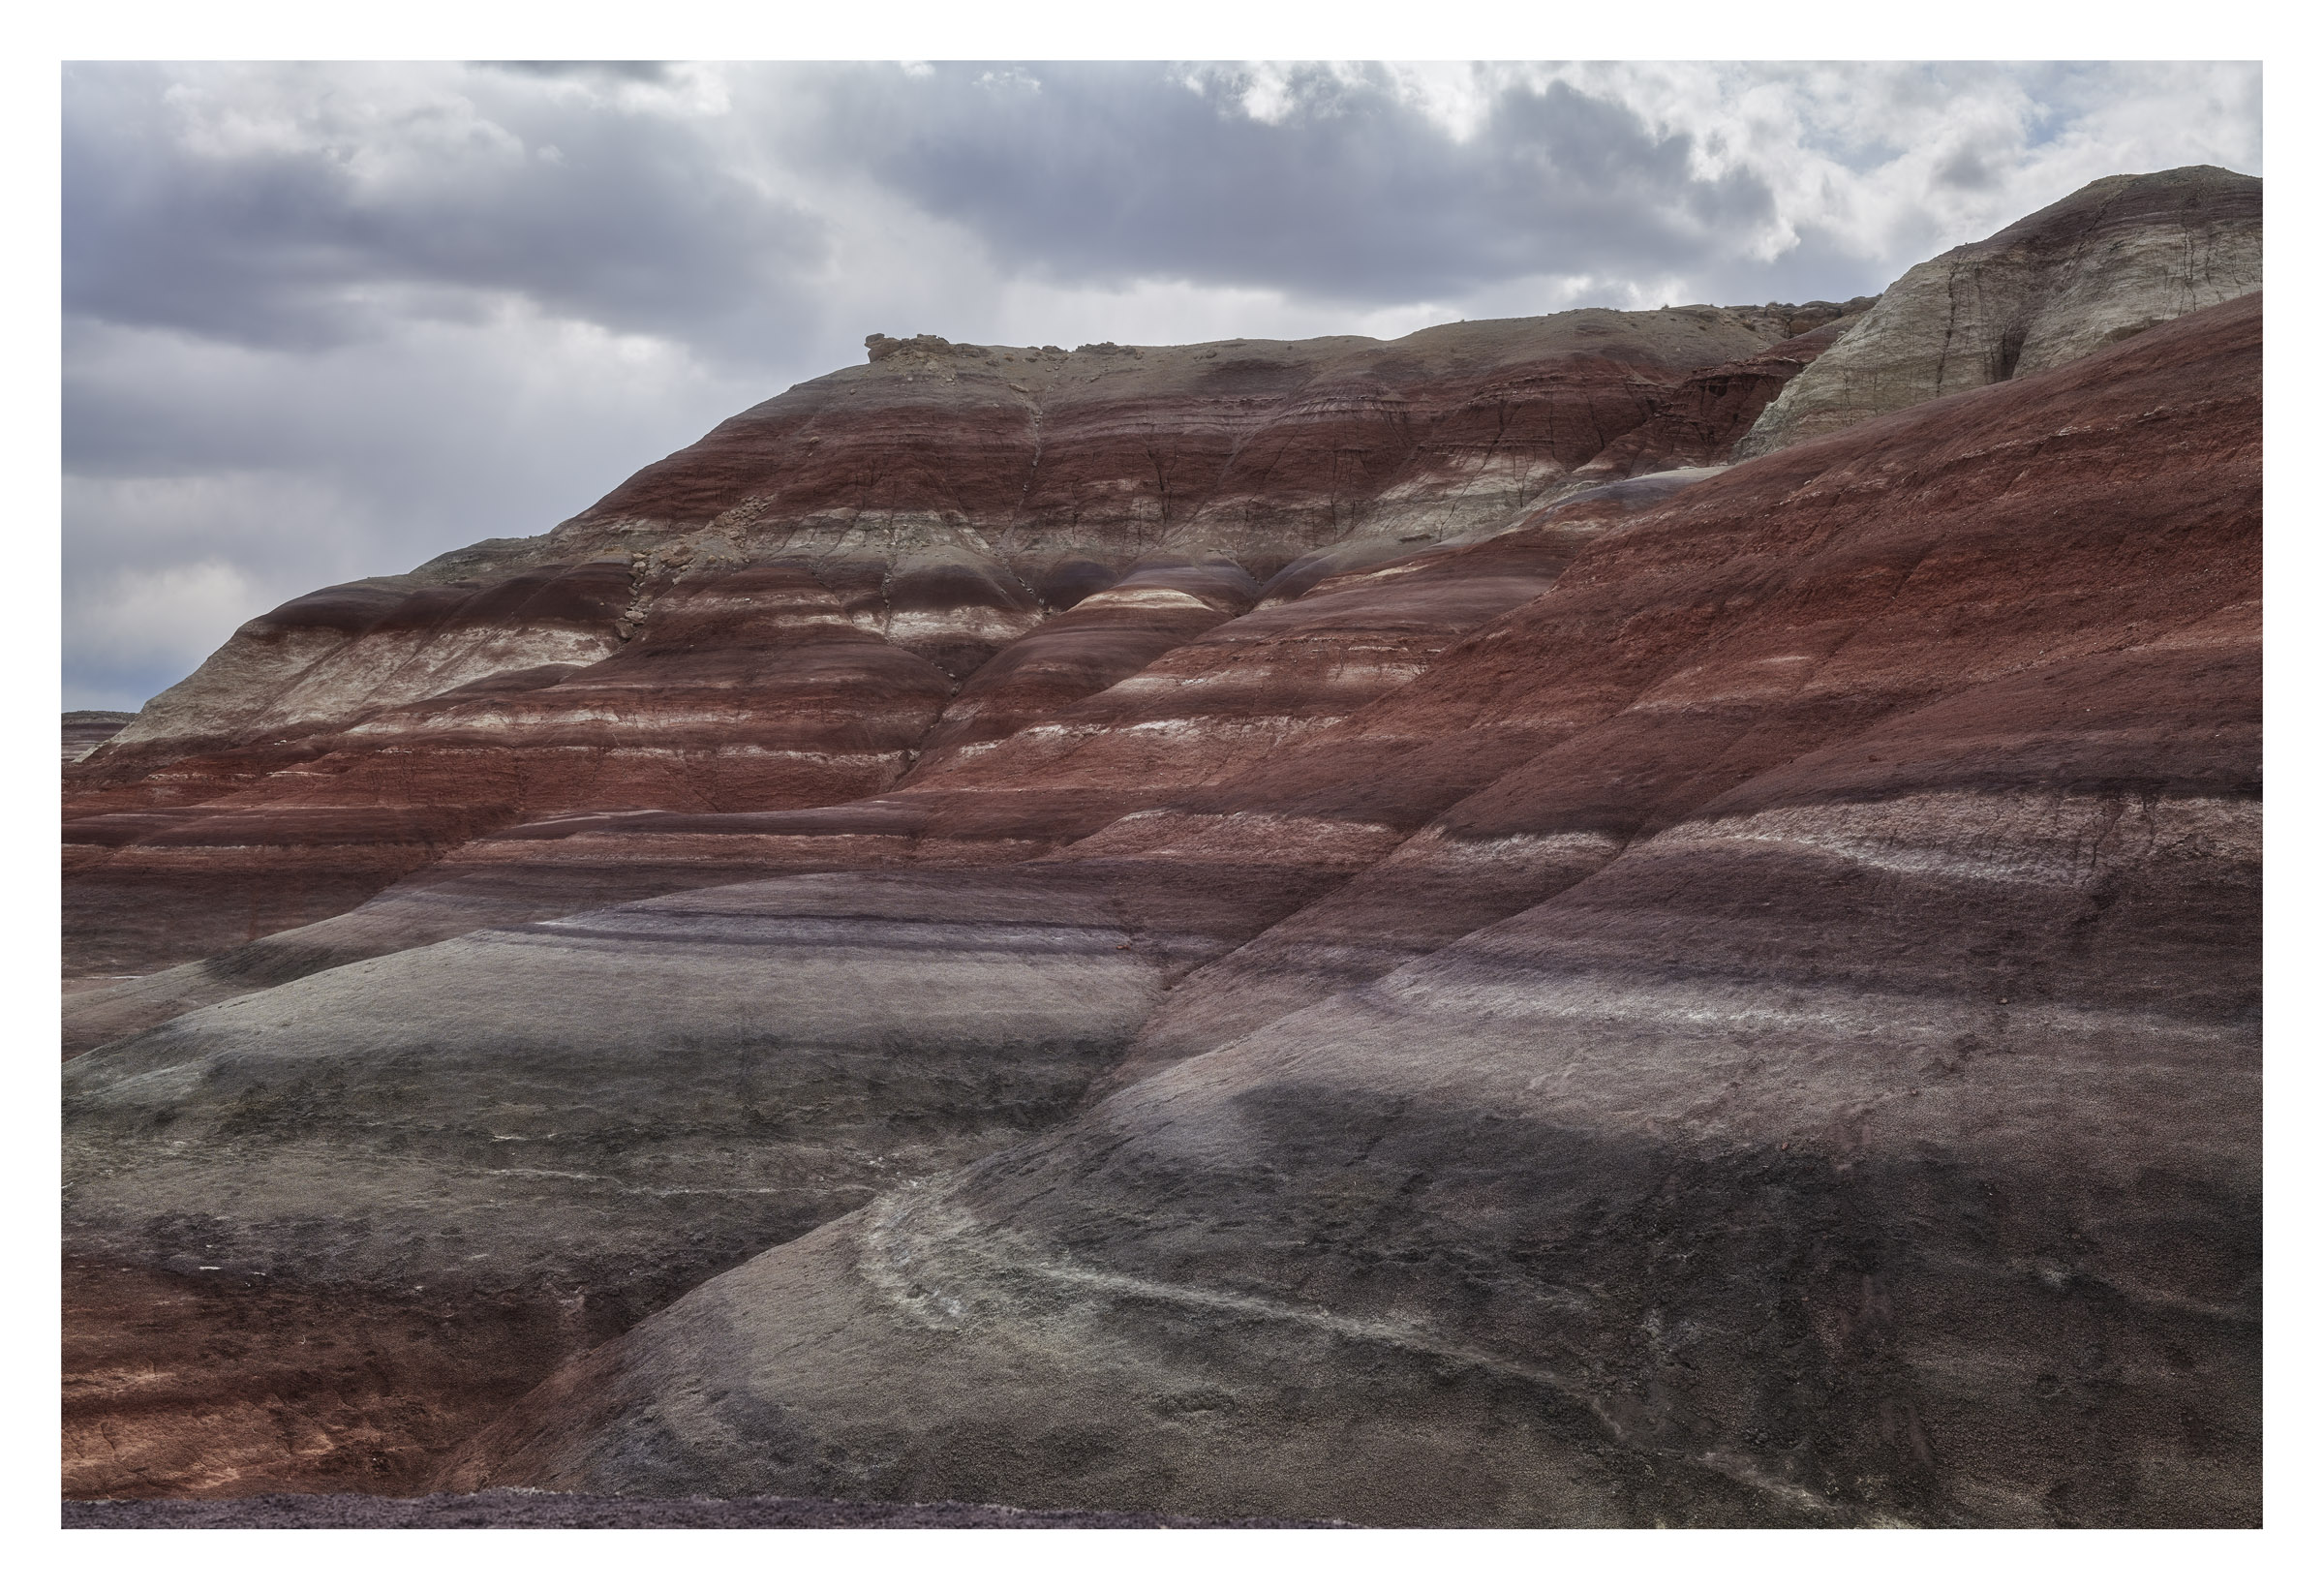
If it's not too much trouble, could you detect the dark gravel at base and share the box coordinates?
[64,1490,1349,1529]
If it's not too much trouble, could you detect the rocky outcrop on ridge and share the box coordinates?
[62,174,2258,1525]
[1736,167,2259,458]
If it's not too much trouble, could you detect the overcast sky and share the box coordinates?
[61,60,2262,710]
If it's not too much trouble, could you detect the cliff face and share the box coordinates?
[1736,166,2260,458]
[61,175,2259,1526]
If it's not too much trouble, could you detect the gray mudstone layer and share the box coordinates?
[1735,166,2259,459]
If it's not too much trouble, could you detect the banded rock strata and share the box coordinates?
[62,711,133,765]
[63,174,2258,1526]
[66,303,1866,984]
[445,295,2261,1528]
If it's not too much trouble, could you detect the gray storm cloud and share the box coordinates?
[62,60,2262,709]
[64,62,828,354]
[773,64,1781,301]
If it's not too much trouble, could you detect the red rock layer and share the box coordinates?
[1108,293,2262,1075]
[60,505,1603,1068]
[557,308,1789,585]
[63,1256,580,1500]
[64,565,952,976]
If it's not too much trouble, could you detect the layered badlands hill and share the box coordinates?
[65,296,1870,990]
[63,171,2258,1527]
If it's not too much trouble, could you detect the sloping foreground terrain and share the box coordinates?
[63,169,2259,1527]
[63,1491,1340,1528]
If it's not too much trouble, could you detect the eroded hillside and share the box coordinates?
[62,168,2260,1526]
